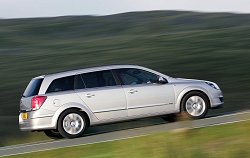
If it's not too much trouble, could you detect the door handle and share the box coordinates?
[86,93,95,98]
[128,89,138,94]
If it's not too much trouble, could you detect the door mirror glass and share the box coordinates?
[157,76,168,84]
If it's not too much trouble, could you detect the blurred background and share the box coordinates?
[0,10,250,146]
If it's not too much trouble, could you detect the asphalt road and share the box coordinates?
[1,111,250,157]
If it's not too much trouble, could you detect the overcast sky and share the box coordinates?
[0,0,250,19]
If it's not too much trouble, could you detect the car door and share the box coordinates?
[75,70,127,121]
[115,68,175,117]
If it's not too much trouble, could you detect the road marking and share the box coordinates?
[193,118,250,129]
[0,140,54,151]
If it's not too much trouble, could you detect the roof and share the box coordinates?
[41,64,141,78]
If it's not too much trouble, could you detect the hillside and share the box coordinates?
[0,10,250,117]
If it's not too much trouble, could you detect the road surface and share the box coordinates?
[0,111,250,157]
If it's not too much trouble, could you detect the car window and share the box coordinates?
[23,78,44,97]
[46,76,74,93]
[81,70,117,88]
[74,74,85,89]
[117,68,159,85]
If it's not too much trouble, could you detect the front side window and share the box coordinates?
[81,70,117,88]
[117,68,159,85]
[46,76,74,93]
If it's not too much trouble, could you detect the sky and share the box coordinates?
[0,0,250,19]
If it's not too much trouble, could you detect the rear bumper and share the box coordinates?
[19,113,55,131]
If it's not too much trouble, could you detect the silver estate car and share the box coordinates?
[19,65,223,138]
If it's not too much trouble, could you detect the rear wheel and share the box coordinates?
[44,130,63,139]
[182,91,209,119]
[58,109,88,138]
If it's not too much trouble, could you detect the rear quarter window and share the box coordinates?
[23,78,44,97]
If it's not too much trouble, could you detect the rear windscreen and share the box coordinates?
[23,78,44,97]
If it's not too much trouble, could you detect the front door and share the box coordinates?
[115,68,175,117]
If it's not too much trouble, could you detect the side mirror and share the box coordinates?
[157,76,168,84]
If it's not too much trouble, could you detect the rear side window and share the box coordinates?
[74,74,85,89]
[81,70,117,89]
[46,76,74,93]
[23,78,44,97]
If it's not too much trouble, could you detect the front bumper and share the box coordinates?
[19,112,55,131]
[209,89,224,108]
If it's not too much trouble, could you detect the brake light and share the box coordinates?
[31,96,47,110]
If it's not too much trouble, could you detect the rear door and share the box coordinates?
[75,70,127,121]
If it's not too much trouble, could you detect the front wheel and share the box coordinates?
[58,109,88,138]
[182,92,209,119]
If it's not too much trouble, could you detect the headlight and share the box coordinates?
[205,81,220,90]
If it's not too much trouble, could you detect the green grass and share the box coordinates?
[1,10,250,144]
[5,120,250,158]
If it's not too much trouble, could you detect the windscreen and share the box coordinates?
[23,78,44,97]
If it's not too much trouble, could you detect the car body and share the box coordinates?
[19,65,223,138]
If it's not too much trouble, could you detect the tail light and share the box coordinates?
[31,96,47,111]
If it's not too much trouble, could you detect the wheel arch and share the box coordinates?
[176,87,211,112]
[51,102,98,129]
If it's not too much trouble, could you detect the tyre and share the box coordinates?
[57,109,88,138]
[44,129,63,139]
[181,91,209,119]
